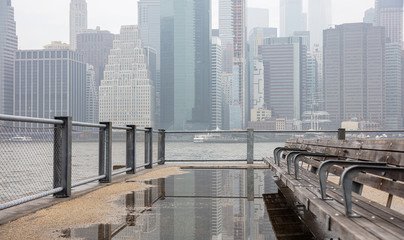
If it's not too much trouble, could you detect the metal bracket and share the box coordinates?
[292,152,339,179]
[287,151,307,174]
[318,160,387,200]
[273,147,306,166]
[341,165,404,217]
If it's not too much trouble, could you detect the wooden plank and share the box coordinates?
[307,187,404,240]
[299,167,404,227]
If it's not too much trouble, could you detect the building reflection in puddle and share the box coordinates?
[63,169,278,240]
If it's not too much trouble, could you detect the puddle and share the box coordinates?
[61,169,280,239]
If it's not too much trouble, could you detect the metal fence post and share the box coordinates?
[100,122,112,183]
[338,128,346,140]
[247,128,254,164]
[126,125,136,174]
[158,129,166,165]
[145,127,153,169]
[53,116,72,198]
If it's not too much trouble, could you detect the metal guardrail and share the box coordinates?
[1,114,403,210]
[0,114,163,210]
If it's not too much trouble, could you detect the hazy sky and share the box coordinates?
[13,0,374,49]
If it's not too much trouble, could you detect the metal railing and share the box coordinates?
[0,114,165,210]
[1,113,403,210]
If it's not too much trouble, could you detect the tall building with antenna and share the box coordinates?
[70,0,87,50]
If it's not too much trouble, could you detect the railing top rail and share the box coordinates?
[0,114,64,125]
[72,121,106,128]
[167,130,404,134]
[166,130,248,134]
[111,126,131,130]
[254,130,338,133]
[136,128,148,132]
[346,130,404,133]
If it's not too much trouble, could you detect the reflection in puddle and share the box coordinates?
[62,169,278,239]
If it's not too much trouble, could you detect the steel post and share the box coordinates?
[53,116,72,198]
[100,122,112,183]
[338,128,346,140]
[247,168,254,201]
[99,124,106,179]
[126,125,136,174]
[247,128,254,164]
[158,129,166,165]
[145,127,153,169]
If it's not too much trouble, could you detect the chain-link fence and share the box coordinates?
[136,130,146,169]
[153,131,159,164]
[111,129,127,171]
[0,122,55,205]
[71,126,100,185]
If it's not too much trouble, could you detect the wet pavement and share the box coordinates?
[62,168,279,239]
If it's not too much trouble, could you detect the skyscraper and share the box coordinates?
[76,28,114,86]
[211,37,222,129]
[138,0,161,125]
[248,28,277,58]
[364,8,376,25]
[251,59,264,110]
[99,25,154,127]
[76,27,114,123]
[280,0,306,37]
[248,28,277,113]
[306,53,318,112]
[259,37,307,120]
[376,0,403,45]
[160,0,211,130]
[0,0,17,115]
[312,44,324,111]
[14,49,87,123]
[324,23,385,129]
[194,0,212,129]
[86,64,97,124]
[219,0,234,74]
[218,0,247,129]
[232,0,247,128]
[70,0,87,50]
[308,0,332,46]
[385,43,402,129]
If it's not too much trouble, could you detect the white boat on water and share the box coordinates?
[193,127,243,143]
[193,132,221,143]
[10,136,33,142]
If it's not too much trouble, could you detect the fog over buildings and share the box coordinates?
[3,0,404,131]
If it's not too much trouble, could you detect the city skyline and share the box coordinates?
[3,0,404,130]
[13,0,374,50]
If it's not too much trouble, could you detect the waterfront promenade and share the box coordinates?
[1,114,404,239]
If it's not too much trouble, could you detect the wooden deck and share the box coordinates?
[264,139,404,240]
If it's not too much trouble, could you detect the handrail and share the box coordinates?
[72,121,106,128]
[111,126,131,130]
[0,114,64,125]
[166,130,247,134]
